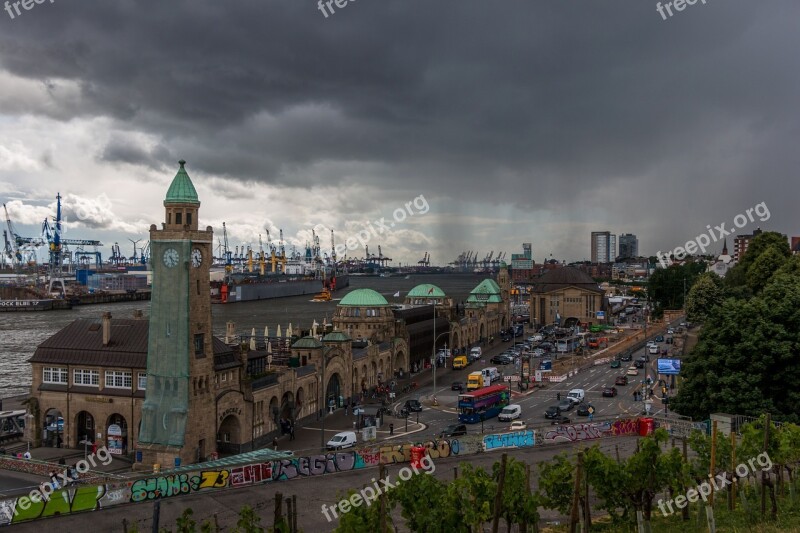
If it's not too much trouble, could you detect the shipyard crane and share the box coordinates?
[330,230,336,264]
[3,204,22,266]
[222,222,232,273]
[140,241,150,265]
[266,229,278,273]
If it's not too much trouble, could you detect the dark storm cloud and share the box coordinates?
[1,0,799,255]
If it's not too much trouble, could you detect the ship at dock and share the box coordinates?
[210,226,349,303]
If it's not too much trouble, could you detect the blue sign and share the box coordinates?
[657,358,681,375]
[596,311,605,319]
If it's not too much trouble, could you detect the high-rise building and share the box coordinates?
[733,228,763,262]
[591,231,616,263]
[618,234,638,260]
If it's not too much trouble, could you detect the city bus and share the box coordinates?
[457,385,511,424]
[557,336,581,353]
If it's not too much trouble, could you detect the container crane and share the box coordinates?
[222,222,232,274]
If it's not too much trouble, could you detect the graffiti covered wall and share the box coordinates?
[541,418,639,444]
[482,430,535,451]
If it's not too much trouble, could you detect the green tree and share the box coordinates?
[625,429,685,526]
[391,468,464,532]
[234,505,265,533]
[584,445,633,524]
[333,489,385,533]
[746,245,789,294]
[686,272,723,323]
[537,452,574,515]
[492,457,539,532]
[176,508,196,533]
[447,463,496,531]
[648,262,706,317]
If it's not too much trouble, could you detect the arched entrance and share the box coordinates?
[280,391,295,421]
[44,408,63,448]
[217,415,241,455]
[394,350,405,375]
[563,316,580,329]
[74,411,97,448]
[269,396,279,428]
[479,323,485,340]
[106,413,128,456]
[326,373,341,410]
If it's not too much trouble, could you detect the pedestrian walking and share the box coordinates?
[272,437,278,451]
[345,402,350,416]
[289,424,295,441]
[556,392,561,401]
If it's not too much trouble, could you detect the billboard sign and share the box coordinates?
[596,311,605,319]
[657,358,681,375]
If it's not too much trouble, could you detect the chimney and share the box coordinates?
[133,309,144,319]
[102,312,112,346]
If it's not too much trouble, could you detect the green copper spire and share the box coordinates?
[164,160,200,205]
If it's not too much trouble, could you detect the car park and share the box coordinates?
[404,399,422,412]
[615,376,629,386]
[602,387,618,397]
[627,366,639,376]
[509,420,527,431]
[440,424,468,438]
[451,381,464,391]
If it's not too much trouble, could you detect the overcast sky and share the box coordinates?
[0,0,797,267]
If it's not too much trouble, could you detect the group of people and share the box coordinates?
[279,418,295,441]
[632,389,654,401]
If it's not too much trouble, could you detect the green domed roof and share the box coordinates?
[322,331,351,342]
[407,284,446,298]
[338,288,389,307]
[164,160,200,205]
[499,260,508,268]
[292,336,323,349]
[467,278,504,304]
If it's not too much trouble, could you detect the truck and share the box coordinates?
[482,367,500,383]
[467,371,488,390]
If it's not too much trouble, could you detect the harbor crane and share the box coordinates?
[222,222,232,273]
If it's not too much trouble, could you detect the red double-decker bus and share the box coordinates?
[457,384,510,424]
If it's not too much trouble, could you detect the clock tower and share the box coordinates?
[138,160,216,467]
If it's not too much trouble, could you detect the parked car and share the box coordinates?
[544,405,562,419]
[615,376,629,386]
[404,399,422,412]
[602,387,618,397]
[451,381,464,391]
[326,431,357,450]
[439,424,467,438]
[490,355,513,365]
[610,359,621,368]
[509,420,527,431]
[576,403,592,416]
[550,415,571,425]
[557,399,574,412]
[627,366,639,376]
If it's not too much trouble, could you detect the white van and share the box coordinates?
[469,347,482,361]
[648,344,659,355]
[482,367,500,382]
[498,404,522,421]
[566,389,585,405]
[326,431,357,450]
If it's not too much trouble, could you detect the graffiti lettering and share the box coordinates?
[10,485,107,523]
[199,470,229,489]
[543,423,604,443]
[482,431,535,451]
[379,440,462,464]
[230,463,272,487]
[131,474,192,502]
[272,452,360,481]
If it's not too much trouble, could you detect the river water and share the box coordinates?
[0,274,502,399]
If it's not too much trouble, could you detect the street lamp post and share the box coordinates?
[431,332,450,406]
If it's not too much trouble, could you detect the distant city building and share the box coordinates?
[618,234,638,260]
[707,239,734,278]
[791,237,800,255]
[511,243,534,282]
[591,231,616,263]
[733,228,763,262]
[529,267,605,328]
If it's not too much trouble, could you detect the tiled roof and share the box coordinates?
[531,266,604,294]
[338,288,389,307]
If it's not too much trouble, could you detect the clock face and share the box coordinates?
[163,248,180,268]
[191,248,203,268]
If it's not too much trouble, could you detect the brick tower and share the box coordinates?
[137,160,215,468]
